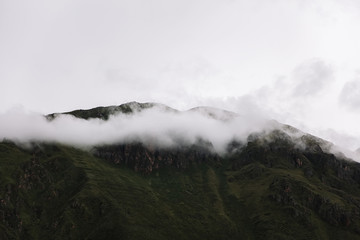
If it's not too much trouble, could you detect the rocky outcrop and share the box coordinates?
[92,142,221,174]
[269,176,358,229]
[227,131,360,233]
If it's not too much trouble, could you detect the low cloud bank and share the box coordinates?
[1,105,360,162]
[0,106,276,153]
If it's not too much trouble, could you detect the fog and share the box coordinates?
[2,104,360,162]
[2,0,360,162]
[0,106,278,153]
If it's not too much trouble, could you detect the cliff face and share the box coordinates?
[227,131,360,235]
[93,142,221,174]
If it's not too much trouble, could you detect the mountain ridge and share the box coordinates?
[46,101,340,156]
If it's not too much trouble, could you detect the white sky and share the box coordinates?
[1,0,360,150]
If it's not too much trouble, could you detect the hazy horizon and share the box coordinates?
[1,0,360,155]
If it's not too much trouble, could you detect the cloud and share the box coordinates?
[326,130,360,152]
[1,1,360,162]
[0,106,277,154]
[2,103,360,162]
[339,79,360,110]
[2,0,358,114]
[291,59,334,97]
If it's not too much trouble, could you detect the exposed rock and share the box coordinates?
[93,142,221,174]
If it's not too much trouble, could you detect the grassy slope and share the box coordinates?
[1,141,360,239]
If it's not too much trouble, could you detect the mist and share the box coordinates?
[2,104,360,163]
[0,106,279,154]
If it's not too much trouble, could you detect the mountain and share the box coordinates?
[1,102,360,239]
[46,102,178,121]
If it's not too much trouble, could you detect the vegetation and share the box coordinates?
[1,134,360,239]
[1,102,360,239]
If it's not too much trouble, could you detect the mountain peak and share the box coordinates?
[47,101,177,120]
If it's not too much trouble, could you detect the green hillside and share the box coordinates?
[1,102,360,239]
[1,135,360,239]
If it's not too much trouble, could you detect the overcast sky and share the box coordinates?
[1,0,360,150]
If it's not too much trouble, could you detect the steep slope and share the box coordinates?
[1,102,360,239]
